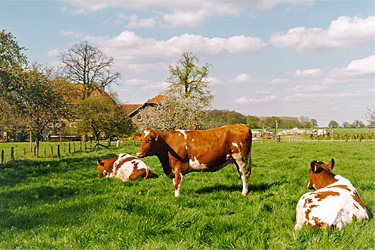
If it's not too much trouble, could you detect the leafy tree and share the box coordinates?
[246,116,260,129]
[166,51,213,106]
[60,41,120,100]
[351,120,365,128]
[77,96,134,147]
[1,30,74,152]
[152,51,213,131]
[328,120,339,128]
[311,119,318,128]
[342,122,350,128]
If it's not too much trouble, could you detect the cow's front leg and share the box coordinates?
[173,170,184,197]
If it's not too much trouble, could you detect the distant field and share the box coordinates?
[0,140,374,249]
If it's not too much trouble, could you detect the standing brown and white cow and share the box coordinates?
[134,124,252,197]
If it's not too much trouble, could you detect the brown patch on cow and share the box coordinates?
[128,166,150,180]
[303,198,313,208]
[351,192,368,213]
[97,156,119,177]
[330,184,352,192]
[313,191,340,201]
[116,156,138,168]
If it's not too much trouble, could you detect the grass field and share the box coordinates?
[0,140,374,249]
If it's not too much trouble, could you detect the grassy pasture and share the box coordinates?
[0,140,374,249]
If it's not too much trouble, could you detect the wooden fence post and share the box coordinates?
[68,143,71,154]
[117,140,120,147]
[57,145,60,158]
[24,148,26,160]
[73,142,76,152]
[1,150,4,164]
[80,141,82,151]
[43,147,46,159]
[10,147,14,161]
[51,146,54,158]
[35,147,38,160]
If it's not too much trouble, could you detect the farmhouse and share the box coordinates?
[121,94,164,129]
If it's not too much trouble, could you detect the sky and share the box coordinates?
[1,0,374,127]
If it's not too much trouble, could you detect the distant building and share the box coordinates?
[120,94,164,129]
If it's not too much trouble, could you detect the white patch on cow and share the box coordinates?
[188,157,208,171]
[295,175,369,230]
[111,153,151,182]
[185,145,189,150]
[175,173,184,197]
[144,130,150,138]
[177,130,187,139]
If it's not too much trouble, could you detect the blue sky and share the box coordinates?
[1,0,374,127]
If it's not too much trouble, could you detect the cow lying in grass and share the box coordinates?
[97,153,152,181]
[295,159,369,230]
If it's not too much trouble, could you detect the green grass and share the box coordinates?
[0,141,374,249]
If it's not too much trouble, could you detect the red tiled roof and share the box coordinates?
[120,104,142,115]
[145,94,164,104]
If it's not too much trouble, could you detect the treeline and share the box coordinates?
[206,110,313,129]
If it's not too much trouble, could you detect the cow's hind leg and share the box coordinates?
[173,171,184,197]
[233,153,251,196]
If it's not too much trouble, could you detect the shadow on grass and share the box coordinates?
[195,181,283,194]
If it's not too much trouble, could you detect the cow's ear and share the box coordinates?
[98,159,104,166]
[327,159,334,171]
[311,161,323,173]
[134,133,142,141]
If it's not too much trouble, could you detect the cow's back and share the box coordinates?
[162,124,251,171]
[295,176,369,230]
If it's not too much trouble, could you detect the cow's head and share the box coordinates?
[97,158,113,178]
[308,159,335,190]
[134,129,159,158]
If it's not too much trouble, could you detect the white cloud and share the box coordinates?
[270,15,375,51]
[123,14,156,29]
[266,78,289,85]
[47,48,60,57]
[232,73,256,84]
[61,30,266,71]
[66,0,314,27]
[324,54,375,84]
[294,68,323,77]
[233,95,277,104]
[163,10,209,27]
[66,0,313,13]
[346,54,375,75]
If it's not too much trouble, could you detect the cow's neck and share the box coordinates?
[317,170,337,189]
[154,134,173,177]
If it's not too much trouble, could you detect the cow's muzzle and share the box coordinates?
[136,152,143,158]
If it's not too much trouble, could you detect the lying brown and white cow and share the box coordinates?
[134,124,252,197]
[97,153,152,181]
[295,159,369,230]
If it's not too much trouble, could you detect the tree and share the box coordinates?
[311,119,318,128]
[328,120,339,128]
[246,116,260,129]
[1,30,74,152]
[77,96,134,147]
[351,120,365,128]
[151,91,209,131]
[166,51,213,106]
[151,51,213,131]
[60,41,120,100]
[364,106,375,126]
